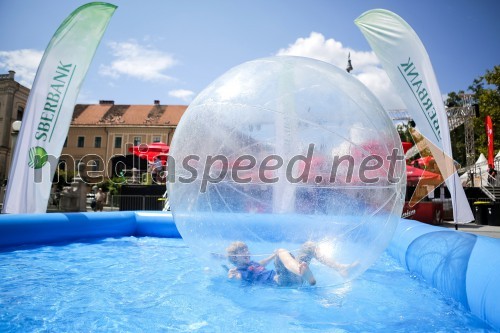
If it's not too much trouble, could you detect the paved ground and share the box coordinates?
[441,220,500,239]
[85,205,119,213]
[46,204,119,213]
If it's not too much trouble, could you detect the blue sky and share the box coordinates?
[0,0,499,109]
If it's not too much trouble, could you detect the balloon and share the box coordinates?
[168,56,406,286]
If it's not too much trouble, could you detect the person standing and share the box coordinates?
[95,188,106,212]
[151,157,163,183]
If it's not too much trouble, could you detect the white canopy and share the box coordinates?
[460,153,489,187]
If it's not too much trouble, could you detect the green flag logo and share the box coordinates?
[28,146,48,169]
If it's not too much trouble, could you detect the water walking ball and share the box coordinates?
[168,56,406,286]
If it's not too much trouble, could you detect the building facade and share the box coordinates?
[0,71,29,182]
[0,71,187,186]
[61,100,187,183]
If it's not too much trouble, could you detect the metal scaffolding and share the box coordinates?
[446,94,476,168]
[388,96,476,167]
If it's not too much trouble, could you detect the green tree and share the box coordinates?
[446,65,500,166]
[446,90,466,107]
[52,168,74,190]
[96,175,126,195]
[470,65,500,160]
[396,121,413,143]
[450,125,466,167]
[445,91,467,167]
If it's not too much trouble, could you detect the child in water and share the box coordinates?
[226,241,316,286]
[226,241,358,287]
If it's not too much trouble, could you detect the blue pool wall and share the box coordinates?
[389,219,500,331]
[0,211,498,330]
[0,211,180,249]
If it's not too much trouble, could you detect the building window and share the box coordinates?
[114,136,122,148]
[94,136,102,148]
[17,106,24,121]
[153,136,161,143]
[77,136,85,148]
[133,137,141,146]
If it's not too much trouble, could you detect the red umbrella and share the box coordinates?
[415,156,434,168]
[402,142,413,154]
[406,165,442,185]
[128,142,170,165]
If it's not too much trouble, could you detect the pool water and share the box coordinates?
[0,237,494,332]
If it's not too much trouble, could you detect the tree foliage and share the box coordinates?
[52,168,74,189]
[472,65,500,161]
[446,65,500,166]
[96,175,126,195]
[396,121,413,143]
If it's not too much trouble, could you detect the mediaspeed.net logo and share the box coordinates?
[28,146,49,169]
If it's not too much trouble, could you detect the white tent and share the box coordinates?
[460,153,489,187]
[476,153,487,166]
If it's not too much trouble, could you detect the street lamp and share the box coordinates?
[8,120,22,175]
[1,121,21,206]
[346,53,353,73]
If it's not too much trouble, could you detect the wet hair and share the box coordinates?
[226,241,248,264]
[298,241,317,264]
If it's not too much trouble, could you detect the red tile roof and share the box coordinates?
[71,104,187,126]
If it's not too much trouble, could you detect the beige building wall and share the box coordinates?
[60,102,186,184]
[0,74,187,189]
[61,125,177,180]
[0,71,29,181]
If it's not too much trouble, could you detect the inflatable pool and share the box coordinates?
[0,212,498,331]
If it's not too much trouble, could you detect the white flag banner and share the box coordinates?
[355,9,474,223]
[2,3,117,214]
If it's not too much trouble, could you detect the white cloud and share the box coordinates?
[168,89,195,102]
[276,32,405,110]
[355,66,405,110]
[0,49,43,88]
[75,88,96,104]
[99,40,176,81]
